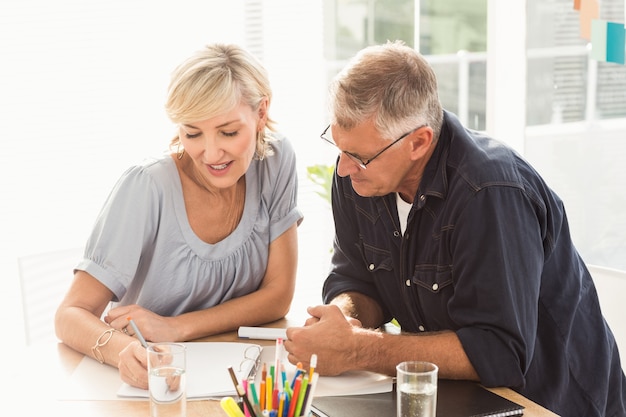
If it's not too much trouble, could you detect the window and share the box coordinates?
[3,0,625,347]
[422,0,488,130]
[323,0,488,130]
[321,0,626,270]
[324,0,415,60]
[524,0,626,270]
[526,0,626,124]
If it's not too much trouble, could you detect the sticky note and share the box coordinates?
[606,22,625,64]
[591,19,608,61]
[579,0,599,40]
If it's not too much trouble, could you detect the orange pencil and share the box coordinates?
[287,374,303,417]
[260,363,267,410]
[260,379,266,411]
[291,362,303,389]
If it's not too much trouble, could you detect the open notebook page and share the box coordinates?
[117,342,262,399]
[58,341,392,401]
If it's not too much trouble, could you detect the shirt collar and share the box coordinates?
[415,110,459,204]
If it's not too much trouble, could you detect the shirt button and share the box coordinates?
[418,325,425,332]
[393,231,400,237]
[369,264,375,271]
[420,194,425,202]
[405,279,411,286]
[432,283,439,291]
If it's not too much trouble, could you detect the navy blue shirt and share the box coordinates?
[324,111,626,416]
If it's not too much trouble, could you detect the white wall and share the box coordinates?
[1,0,334,347]
[0,1,244,344]
[525,120,626,270]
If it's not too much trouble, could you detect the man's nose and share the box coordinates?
[336,152,359,177]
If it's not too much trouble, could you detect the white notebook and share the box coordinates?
[59,341,392,401]
[256,346,393,397]
[117,342,262,399]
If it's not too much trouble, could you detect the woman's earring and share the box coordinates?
[176,143,185,160]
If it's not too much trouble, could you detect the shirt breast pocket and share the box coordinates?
[359,241,393,274]
[411,266,455,329]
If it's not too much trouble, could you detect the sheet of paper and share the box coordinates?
[59,342,262,401]
[58,353,124,401]
[257,346,393,397]
[119,342,261,399]
[58,341,392,401]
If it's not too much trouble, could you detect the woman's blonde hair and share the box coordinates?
[166,43,276,159]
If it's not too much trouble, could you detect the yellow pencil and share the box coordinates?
[278,391,286,417]
[220,396,245,417]
[309,353,317,376]
[265,374,273,410]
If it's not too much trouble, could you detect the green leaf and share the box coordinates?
[306,164,335,206]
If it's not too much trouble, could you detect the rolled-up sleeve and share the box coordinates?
[451,185,547,388]
[264,137,303,242]
[76,164,161,301]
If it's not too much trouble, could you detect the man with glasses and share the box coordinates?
[284,41,626,417]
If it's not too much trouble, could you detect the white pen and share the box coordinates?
[127,317,149,348]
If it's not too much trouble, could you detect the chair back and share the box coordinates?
[588,264,626,364]
[18,247,83,345]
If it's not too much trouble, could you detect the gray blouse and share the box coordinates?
[76,136,303,316]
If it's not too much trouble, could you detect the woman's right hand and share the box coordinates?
[118,339,149,389]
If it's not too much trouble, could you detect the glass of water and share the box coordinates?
[148,342,187,417]
[396,361,438,417]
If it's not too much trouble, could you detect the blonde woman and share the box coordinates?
[55,43,303,389]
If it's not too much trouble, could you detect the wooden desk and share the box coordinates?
[19,316,559,417]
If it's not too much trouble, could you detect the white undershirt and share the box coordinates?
[396,193,412,235]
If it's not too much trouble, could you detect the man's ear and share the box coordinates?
[408,126,434,161]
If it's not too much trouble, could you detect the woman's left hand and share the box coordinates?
[104,304,181,342]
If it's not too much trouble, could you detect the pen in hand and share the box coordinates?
[127,317,149,348]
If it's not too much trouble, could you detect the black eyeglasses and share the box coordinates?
[320,124,426,169]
